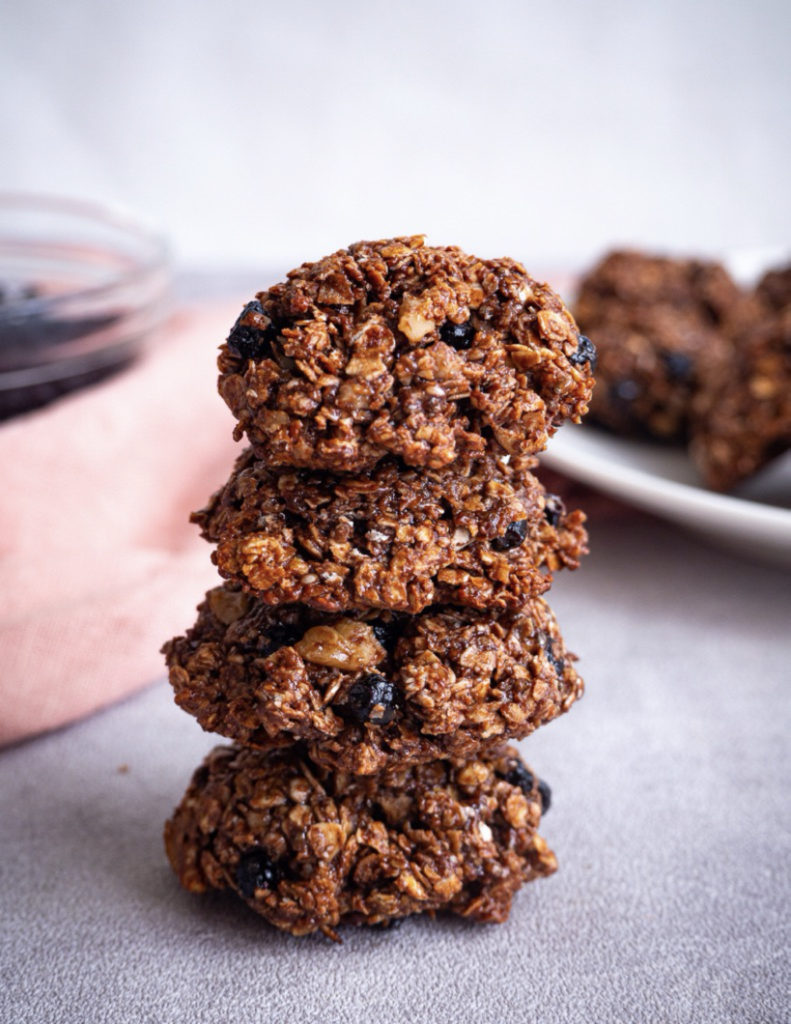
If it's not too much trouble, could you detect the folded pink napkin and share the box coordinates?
[0,302,242,746]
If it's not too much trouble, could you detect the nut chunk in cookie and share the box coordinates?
[163,586,584,775]
[217,236,595,472]
[192,448,587,614]
[164,744,557,939]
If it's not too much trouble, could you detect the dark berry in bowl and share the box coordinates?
[0,195,169,420]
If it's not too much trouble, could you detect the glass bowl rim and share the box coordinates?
[0,191,170,318]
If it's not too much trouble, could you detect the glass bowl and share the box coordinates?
[0,193,171,418]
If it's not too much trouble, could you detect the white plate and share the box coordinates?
[541,425,791,566]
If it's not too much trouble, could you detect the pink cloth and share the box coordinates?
[0,302,241,746]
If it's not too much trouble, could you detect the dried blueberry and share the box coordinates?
[341,673,396,725]
[504,760,535,794]
[503,761,552,815]
[235,847,281,898]
[569,334,597,371]
[543,494,564,527]
[439,319,476,350]
[372,619,401,655]
[491,518,528,552]
[226,300,278,362]
[260,623,302,657]
[372,622,391,647]
[537,630,565,676]
[660,350,694,382]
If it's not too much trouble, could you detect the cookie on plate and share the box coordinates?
[217,236,595,472]
[575,250,751,440]
[164,743,556,939]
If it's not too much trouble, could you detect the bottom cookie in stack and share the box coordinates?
[165,744,556,941]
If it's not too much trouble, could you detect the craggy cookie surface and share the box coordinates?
[217,236,595,472]
[193,448,587,614]
[163,585,582,775]
[164,743,556,938]
[575,250,750,440]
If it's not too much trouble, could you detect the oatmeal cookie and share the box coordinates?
[164,743,556,939]
[193,449,587,614]
[756,262,791,313]
[575,250,751,440]
[690,307,791,490]
[163,585,582,775]
[217,236,595,472]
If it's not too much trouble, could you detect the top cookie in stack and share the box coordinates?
[217,235,595,471]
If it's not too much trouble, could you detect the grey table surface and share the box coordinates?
[2,512,789,1024]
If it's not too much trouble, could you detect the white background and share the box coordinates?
[2,0,789,272]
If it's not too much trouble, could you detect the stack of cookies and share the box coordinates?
[163,236,596,940]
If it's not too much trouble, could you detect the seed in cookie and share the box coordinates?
[538,630,565,677]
